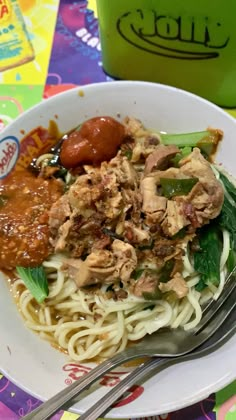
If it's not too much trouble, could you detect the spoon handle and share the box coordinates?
[22,351,143,420]
[78,357,170,420]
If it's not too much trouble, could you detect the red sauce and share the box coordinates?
[0,169,63,269]
[60,116,125,168]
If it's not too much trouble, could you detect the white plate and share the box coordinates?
[0,81,236,418]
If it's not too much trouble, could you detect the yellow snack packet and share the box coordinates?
[0,0,35,72]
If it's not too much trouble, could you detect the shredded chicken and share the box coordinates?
[54,219,73,252]
[74,250,116,288]
[49,195,71,230]
[123,117,161,163]
[49,155,138,253]
[109,154,138,188]
[111,239,137,283]
[123,221,150,244]
[140,174,167,221]
[61,257,83,279]
[140,148,224,236]
[133,274,157,298]
[63,240,137,288]
[47,117,224,303]
[180,148,224,224]
[161,199,190,237]
[158,272,188,298]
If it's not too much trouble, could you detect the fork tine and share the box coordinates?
[193,267,236,335]
[78,306,236,420]
[193,284,236,342]
[201,267,236,315]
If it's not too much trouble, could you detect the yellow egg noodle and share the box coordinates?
[11,230,230,362]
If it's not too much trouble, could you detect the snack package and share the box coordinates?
[0,0,35,72]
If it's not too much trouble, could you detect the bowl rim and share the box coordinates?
[2,80,236,136]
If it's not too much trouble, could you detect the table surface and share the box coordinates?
[0,1,236,419]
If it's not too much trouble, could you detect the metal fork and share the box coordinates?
[23,268,236,420]
[78,288,236,420]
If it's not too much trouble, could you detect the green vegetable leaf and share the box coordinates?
[142,288,162,301]
[171,146,192,167]
[194,224,222,291]
[218,196,236,237]
[195,276,207,292]
[16,266,49,303]
[219,172,236,202]
[159,259,175,283]
[160,177,198,199]
[160,131,210,147]
[226,245,236,273]
[160,130,221,158]
[218,197,236,269]
[172,227,187,240]
[131,268,144,280]
[214,171,236,271]
[124,150,132,160]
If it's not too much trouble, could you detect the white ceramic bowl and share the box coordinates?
[0,81,236,418]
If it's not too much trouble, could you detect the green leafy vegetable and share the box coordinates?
[160,177,198,199]
[194,224,222,291]
[160,131,209,147]
[195,276,207,292]
[197,139,215,157]
[131,268,160,300]
[159,259,175,283]
[143,288,162,301]
[171,146,192,166]
[217,171,236,270]
[226,244,236,273]
[16,266,49,303]
[219,172,236,202]
[218,195,236,238]
[131,268,145,280]
[124,150,132,160]
[160,130,220,157]
[172,227,187,240]
[142,260,175,300]
[217,171,236,240]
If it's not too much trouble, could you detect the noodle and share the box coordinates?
[184,290,202,330]
[12,253,229,361]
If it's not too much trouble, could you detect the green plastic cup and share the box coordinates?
[97,0,236,107]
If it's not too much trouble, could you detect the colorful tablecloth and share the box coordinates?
[0,1,236,419]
